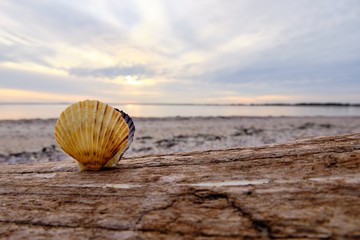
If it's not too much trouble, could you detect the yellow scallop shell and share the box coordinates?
[54,100,135,171]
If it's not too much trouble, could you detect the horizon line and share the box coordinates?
[0,102,359,107]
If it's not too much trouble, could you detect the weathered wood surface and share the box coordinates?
[0,134,359,239]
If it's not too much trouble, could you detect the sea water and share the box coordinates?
[0,103,360,120]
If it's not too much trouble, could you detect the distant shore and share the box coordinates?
[0,102,359,106]
[2,103,360,121]
[0,116,359,165]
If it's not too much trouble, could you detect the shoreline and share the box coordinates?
[1,102,360,106]
[1,114,360,121]
[2,104,360,120]
[1,116,359,165]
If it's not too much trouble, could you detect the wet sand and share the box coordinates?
[0,116,359,164]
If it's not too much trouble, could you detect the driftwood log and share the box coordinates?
[0,134,359,239]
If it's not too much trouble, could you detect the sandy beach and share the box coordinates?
[0,116,359,164]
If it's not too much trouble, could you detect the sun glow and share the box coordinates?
[112,75,151,86]
[125,75,141,85]
[0,88,87,102]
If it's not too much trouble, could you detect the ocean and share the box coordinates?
[0,103,360,120]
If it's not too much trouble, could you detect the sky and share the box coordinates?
[0,0,359,104]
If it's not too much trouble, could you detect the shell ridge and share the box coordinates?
[55,118,75,155]
[104,138,128,168]
[98,105,112,162]
[72,103,86,160]
[54,131,69,154]
[115,120,129,149]
[101,106,115,157]
[102,113,127,166]
[104,117,128,163]
[102,109,123,166]
[55,121,68,144]
[104,116,128,161]
[107,124,128,155]
[83,100,90,161]
[76,102,86,159]
[82,101,92,162]
[94,102,106,164]
[62,110,82,159]
[69,100,93,166]
[83,101,92,161]
[96,102,117,167]
[90,100,98,161]
[64,100,90,162]
[116,140,129,161]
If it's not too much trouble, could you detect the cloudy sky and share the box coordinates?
[0,0,359,104]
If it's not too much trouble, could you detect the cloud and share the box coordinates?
[0,36,55,66]
[0,0,359,103]
[0,67,104,95]
[68,64,154,79]
[0,66,168,103]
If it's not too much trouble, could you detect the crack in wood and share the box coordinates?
[193,189,273,239]
[132,189,275,238]
[134,198,178,229]
[229,201,273,239]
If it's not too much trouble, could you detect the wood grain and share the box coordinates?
[1,134,359,239]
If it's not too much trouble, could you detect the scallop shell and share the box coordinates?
[54,100,135,171]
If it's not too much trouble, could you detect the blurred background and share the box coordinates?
[0,0,359,119]
[0,0,359,164]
